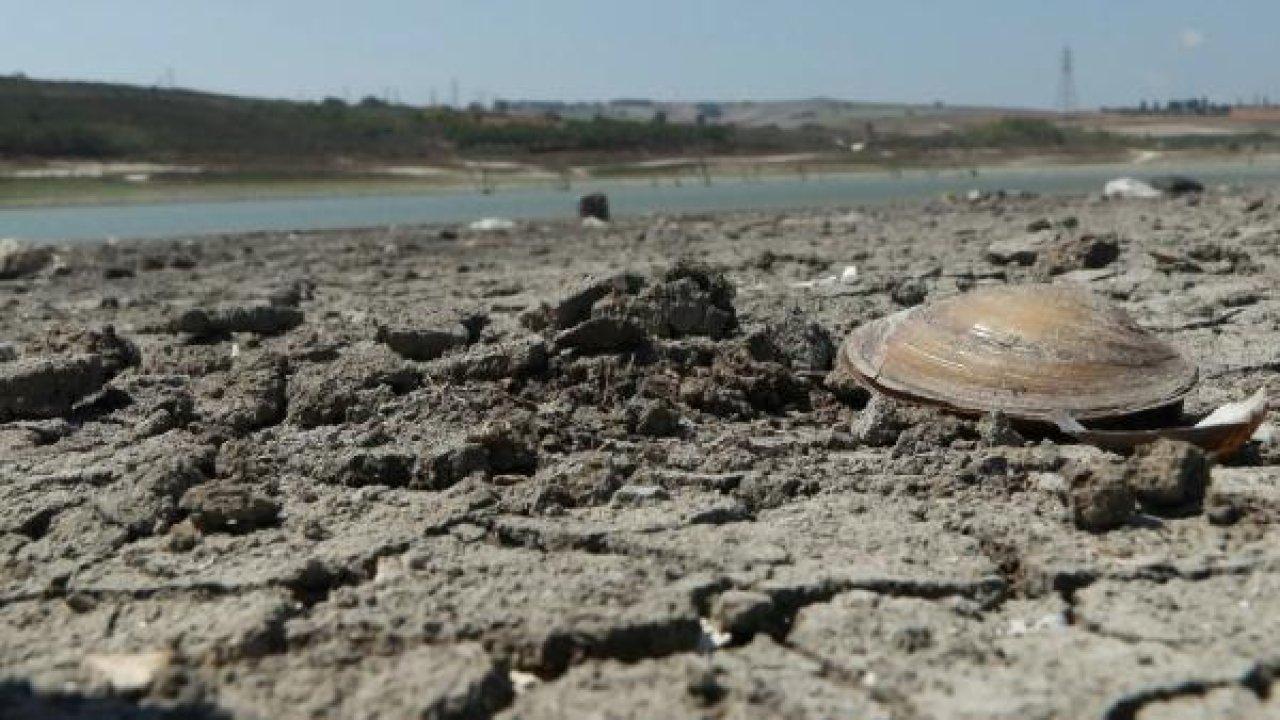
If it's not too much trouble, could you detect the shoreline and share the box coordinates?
[5,148,1280,211]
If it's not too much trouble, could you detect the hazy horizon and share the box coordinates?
[5,1,1280,109]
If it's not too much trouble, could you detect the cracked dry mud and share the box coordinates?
[2,189,1279,719]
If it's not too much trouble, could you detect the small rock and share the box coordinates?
[554,316,649,354]
[180,482,280,534]
[851,394,910,447]
[986,230,1057,266]
[547,273,646,330]
[612,484,671,507]
[977,410,1025,447]
[0,238,53,279]
[756,309,836,371]
[686,499,752,525]
[890,278,927,306]
[1078,234,1120,269]
[330,450,417,488]
[434,336,549,381]
[0,342,16,362]
[1026,218,1052,232]
[377,319,471,361]
[1127,439,1210,511]
[0,354,109,421]
[1149,175,1204,196]
[84,651,171,696]
[711,590,777,639]
[598,265,737,339]
[1067,459,1134,532]
[579,192,610,221]
[633,399,682,437]
[169,304,304,337]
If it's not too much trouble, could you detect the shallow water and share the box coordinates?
[5,160,1280,242]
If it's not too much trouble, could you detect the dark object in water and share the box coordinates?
[1149,175,1204,196]
[579,193,610,221]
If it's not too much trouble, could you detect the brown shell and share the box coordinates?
[839,284,1198,421]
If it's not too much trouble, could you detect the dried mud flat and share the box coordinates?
[2,190,1279,720]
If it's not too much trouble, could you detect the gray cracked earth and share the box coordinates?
[1,189,1279,719]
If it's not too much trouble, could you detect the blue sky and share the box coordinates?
[4,1,1278,108]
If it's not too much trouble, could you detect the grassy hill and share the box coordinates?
[0,77,748,163]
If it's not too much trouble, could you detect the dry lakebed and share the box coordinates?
[2,189,1279,719]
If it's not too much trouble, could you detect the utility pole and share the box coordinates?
[1057,45,1078,113]
[450,78,460,109]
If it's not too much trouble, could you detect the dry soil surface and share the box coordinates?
[2,190,1279,719]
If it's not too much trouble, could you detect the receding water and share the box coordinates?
[5,161,1280,242]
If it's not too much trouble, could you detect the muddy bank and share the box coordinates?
[1,189,1278,719]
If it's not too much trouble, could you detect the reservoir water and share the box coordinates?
[6,160,1280,242]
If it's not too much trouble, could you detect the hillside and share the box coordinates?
[0,77,748,164]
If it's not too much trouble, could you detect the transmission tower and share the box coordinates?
[1057,46,1078,112]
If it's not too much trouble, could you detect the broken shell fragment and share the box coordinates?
[1053,389,1269,458]
[837,284,1197,422]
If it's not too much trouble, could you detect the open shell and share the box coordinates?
[838,284,1198,422]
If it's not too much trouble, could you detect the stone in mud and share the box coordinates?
[169,304,305,337]
[376,310,485,361]
[632,398,682,437]
[29,325,140,376]
[328,450,417,488]
[0,238,53,279]
[601,266,737,340]
[0,354,109,421]
[346,644,514,720]
[986,229,1058,266]
[1126,439,1209,511]
[265,278,315,307]
[422,442,492,490]
[891,415,971,457]
[544,273,645,330]
[748,310,837,372]
[421,423,537,491]
[92,435,216,537]
[201,353,288,435]
[1067,457,1134,532]
[850,394,912,447]
[554,316,650,354]
[977,410,1025,448]
[378,322,469,361]
[891,277,928,306]
[711,590,777,640]
[612,484,671,507]
[1038,233,1120,274]
[179,482,280,534]
[1204,468,1280,526]
[286,343,420,428]
[433,336,549,381]
[531,454,628,508]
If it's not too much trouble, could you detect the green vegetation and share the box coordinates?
[0,77,447,161]
[0,77,761,163]
[963,118,1067,146]
[437,113,733,154]
[886,117,1122,151]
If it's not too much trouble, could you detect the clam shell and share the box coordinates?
[839,284,1197,421]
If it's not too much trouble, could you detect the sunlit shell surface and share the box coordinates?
[840,285,1198,421]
